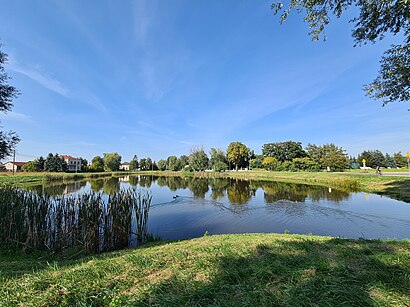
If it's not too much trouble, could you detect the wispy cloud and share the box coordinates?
[10,64,69,97]
[0,111,32,122]
[133,0,158,45]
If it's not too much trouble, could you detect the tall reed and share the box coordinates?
[0,186,151,253]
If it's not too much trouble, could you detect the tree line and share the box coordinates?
[23,141,408,173]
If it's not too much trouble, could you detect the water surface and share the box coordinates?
[27,175,410,241]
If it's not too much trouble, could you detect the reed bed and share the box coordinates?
[0,187,151,253]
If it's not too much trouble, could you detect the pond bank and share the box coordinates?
[1,233,409,306]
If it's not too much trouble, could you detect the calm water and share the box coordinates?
[28,175,410,240]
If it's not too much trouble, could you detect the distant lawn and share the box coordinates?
[1,234,409,306]
[347,168,409,173]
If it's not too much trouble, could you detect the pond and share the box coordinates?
[26,175,410,241]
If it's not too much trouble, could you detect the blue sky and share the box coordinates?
[0,0,409,162]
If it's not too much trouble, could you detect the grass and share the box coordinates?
[0,233,409,306]
[0,171,139,186]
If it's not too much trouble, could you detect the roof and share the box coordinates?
[121,162,130,165]
[59,155,81,160]
[5,162,27,166]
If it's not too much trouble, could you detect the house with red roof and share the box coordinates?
[4,161,27,172]
[59,155,82,172]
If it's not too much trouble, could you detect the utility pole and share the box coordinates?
[12,147,16,176]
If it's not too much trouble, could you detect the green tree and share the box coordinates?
[272,0,410,105]
[129,155,139,171]
[146,157,153,171]
[262,141,306,162]
[227,142,250,170]
[209,148,227,170]
[358,150,386,168]
[103,153,121,171]
[393,152,407,168]
[22,156,45,172]
[22,160,42,172]
[90,156,104,172]
[291,157,320,172]
[157,159,167,171]
[166,155,180,171]
[262,157,279,170]
[306,143,348,171]
[213,161,228,172]
[249,154,263,169]
[139,158,147,170]
[44,153,68,172]
[385,153,396,168]
[320,144,349,171]
[80,158,88,172]
[178,155,189,170]
[0,44,20,160]
[37,156,45,171]
[139,157,153,171]
[189,148,209,171]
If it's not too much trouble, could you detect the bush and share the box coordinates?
[291,157,321,172]
[213,161,228,172]
[262,157,279,170]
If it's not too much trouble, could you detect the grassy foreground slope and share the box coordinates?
[1,234,409,306]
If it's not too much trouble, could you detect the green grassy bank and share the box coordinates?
[1,234,409,306]
[1,169,410,202]
[0,171,139,186]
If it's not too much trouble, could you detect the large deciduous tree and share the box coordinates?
[272,0,410,106]
[209,148,228,171]
[166,155,180,171]
[90,156,104,172]
[306,143,348,171]
[189,148,209,171]
[129,155,139,171]
[157,159,167,171]
[103,152,121,171]
[0,44,20,160]
[262,141,306,162]
[227,142,250,171]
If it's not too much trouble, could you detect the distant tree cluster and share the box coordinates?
[20,143,408,174]
[259,141,348,172]
[148,140,350,173]
[23,154,67,172]
[354,150,408,169]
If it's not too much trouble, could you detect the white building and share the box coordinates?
[60,155,82,172]
[119,162,130,171]
[4,161,26,172]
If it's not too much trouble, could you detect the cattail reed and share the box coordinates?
[0,186,151,253]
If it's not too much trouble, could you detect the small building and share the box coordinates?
[119,162,130,171]
[4,161,27,172]
[60,155,82,172]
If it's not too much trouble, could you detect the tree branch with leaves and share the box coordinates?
[272,0,410,106]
